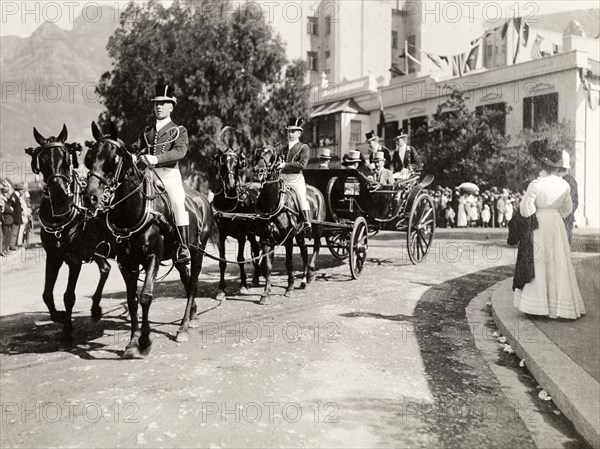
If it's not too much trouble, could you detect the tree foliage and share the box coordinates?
[508,119,576,192]
[96,0,309,184]
[416,87,511,189]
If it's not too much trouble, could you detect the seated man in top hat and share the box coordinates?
[318,148,331,169]
[276,118,311,233]
[391,129,422,174]
[365,130,391,170]
[369,151,394,185]
[131,82,191,264]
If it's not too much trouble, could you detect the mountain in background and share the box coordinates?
[0,6,118,175]
[484,8,600,37]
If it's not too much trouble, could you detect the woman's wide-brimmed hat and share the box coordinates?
[528,139,563,168]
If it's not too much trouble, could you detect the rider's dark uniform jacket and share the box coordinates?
[391,146,422,172]
[131,121,189,169]
[282,141,309,174]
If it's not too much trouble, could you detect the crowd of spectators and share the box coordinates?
[426,186,522,229]
[1,179,33,256]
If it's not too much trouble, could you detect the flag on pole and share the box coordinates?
[379,92,386,141]
[531,34,544,59]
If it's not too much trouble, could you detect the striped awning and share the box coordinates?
[310,98,368,118]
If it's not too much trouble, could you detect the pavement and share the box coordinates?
[492,253,600,449]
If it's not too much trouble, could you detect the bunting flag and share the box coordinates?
[512,17,530,63]
[531,34,543,59]
[445,38,483,76]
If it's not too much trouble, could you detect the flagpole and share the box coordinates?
[404,40,409,74]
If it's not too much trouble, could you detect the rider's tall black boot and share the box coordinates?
[176,225,191,264]
[299,209,312,234]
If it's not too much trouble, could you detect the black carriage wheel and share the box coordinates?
[406,194,435,264]
[325,176,340,223]
[326,232,349,259]
[349,217,368,279]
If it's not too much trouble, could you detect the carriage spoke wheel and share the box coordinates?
[349,217,368,279]
[326,231,349,259]
[406,194,435,264]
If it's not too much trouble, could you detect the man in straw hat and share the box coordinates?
[318,148,331,169]
[277,117,311,233]
[131,82,191,264]
[365,130,391,170]
[370,151,394,184]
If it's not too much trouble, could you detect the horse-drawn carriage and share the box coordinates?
[303,168,436,278]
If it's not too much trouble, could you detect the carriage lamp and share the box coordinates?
[344,179,361,196]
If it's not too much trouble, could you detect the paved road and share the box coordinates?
[0,233,590,448]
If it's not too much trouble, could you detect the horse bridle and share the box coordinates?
[215,149,244,200]
[253,146,281,182]
[32,142,83,219]
[86,137,131,209]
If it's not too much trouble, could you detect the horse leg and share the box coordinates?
[90,255,111,322]
[284,239,295,297]
[250,235,261,287]
[120,263,141,359]
[42,252,65,324]
[307,227,321,285]
[61,260,82,342]
[138,251,160,355]
[259,243,272,305]
[238,237,249,295]
[176,245,203,341]
[297,234,309,289]
[216,232,227,301]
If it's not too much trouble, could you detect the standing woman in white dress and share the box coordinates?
[514,140,585,319]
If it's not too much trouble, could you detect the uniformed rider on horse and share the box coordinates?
[276,118,311,234]
[131,83,191,264]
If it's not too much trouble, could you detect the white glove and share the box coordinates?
[131,153,138,163]
[277,162,286,170]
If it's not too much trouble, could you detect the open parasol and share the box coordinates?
[458,182,479,193]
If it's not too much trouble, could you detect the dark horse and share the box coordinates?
[83,121,214,356]
[252,144,325,305]
[212,127,261,300]
[24,125,112,342]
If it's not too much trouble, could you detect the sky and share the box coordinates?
[0,0,598,37]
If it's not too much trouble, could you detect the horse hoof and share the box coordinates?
[284,289,294,298]
[122,345,139,359]
[299,281,308,290]
[176,331,189,343]
[307,273,316,284]
[188,318,200,329]
[51,311,66,324]
[259,295,270,305]
[215,290,226,301]
[251,279,260,288]
[138,339,152,356]
[90,307,102,323]
[239,286,249,295]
